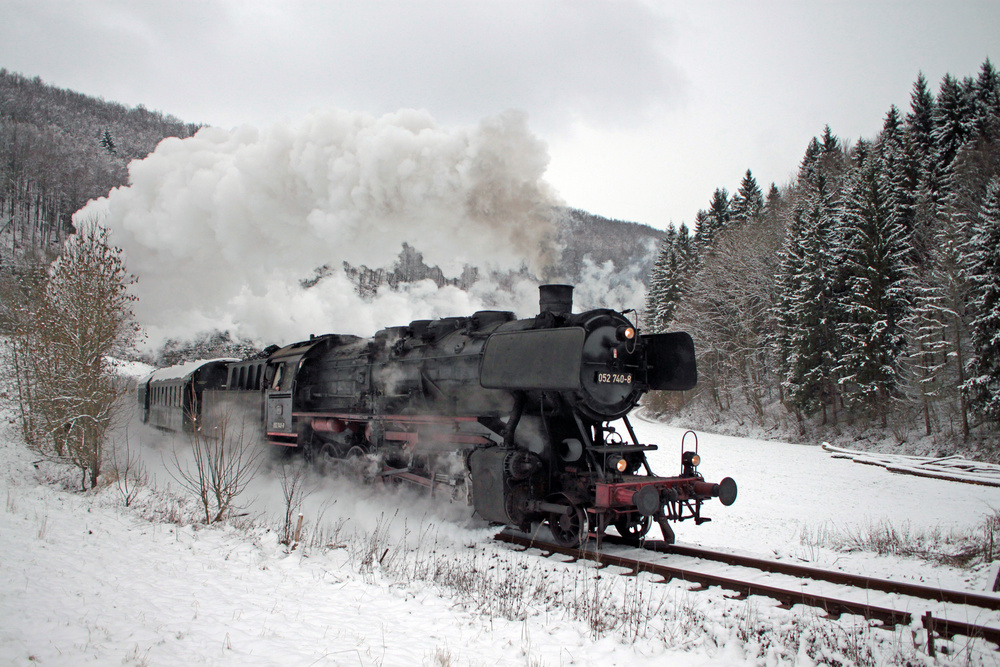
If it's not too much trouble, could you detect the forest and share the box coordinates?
[0,70,199,261]
[645,61,1000,454]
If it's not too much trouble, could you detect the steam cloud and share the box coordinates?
[76,108,561,348]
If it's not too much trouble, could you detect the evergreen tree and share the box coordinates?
[764,182,782,216]
[905,72,939,262]
[730,169,764,226]
[99,129,117,155]
[928,74,972,207]
[778,169,841,422]
[777,136,845,423]
[644,223,695,332]
[971,59,1000,141]
[906,72,936,169]
[697,188,730,250]
[835,147,913,426]
[906,204,974,438]
[878,106,916,251]
[963,177,1000,421]
[645,226,676,332]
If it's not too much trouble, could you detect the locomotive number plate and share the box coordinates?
[595,372,632,384]
[272,421,286,429]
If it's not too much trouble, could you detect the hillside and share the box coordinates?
[0,70,199,255]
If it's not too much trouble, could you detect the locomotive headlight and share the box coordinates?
[616,326,636,341]
[616,458,628,472]
[682,451,701,467]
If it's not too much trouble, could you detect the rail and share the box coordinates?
[495,531,1000,650]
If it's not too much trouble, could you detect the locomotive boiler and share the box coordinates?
[141,284,736,547]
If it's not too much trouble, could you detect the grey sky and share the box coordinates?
[2,0,998,229]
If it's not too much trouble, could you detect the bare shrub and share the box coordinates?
[168,408,262,524]
[350,511,404,581]
[801,510,1000,567]
[109,430,148,507]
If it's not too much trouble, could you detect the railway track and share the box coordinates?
[495,530,1000,651]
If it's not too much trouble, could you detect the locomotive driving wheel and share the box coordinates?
[613,513,652,544]
[335,444,376,482]
[548,498,588,548]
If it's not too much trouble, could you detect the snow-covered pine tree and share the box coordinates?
[696,189,730,251]
[730,169,764,227]
[906,72,939,263]
[777,139,844,424]
[644,223,696,333]
[971,59,1000,142]
[99,129,116,155]
[835,143,913,427]
[645,226,676,333]
[928,74,973,210]
[879,106,918,257]
[891,100,972,436]
[906,73,936,169]
[963,177,1000,422]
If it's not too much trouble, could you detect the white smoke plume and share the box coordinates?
[76,108,560,348]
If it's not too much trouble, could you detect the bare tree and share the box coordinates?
[4,219,140,489]
[673,219,783,423]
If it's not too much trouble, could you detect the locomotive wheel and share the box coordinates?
[548,503,588,548]
[613,514,652,543]
[342,445,377,482]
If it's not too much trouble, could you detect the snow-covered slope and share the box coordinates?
[2,412,999,665]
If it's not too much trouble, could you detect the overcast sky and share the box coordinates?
[2,0,999,230]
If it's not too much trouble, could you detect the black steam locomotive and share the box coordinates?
[138,285,736,547]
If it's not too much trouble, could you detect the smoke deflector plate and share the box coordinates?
[480,327,585,390]
[642,331,698,391]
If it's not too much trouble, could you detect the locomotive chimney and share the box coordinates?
[539,284,574,315]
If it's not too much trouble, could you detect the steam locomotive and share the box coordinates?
[138,284,736,547]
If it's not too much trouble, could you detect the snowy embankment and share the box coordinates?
[2,411,1000,665]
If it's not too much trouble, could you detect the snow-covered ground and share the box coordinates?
[2,409,999,666]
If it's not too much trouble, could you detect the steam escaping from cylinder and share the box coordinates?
[75,108,562,348]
